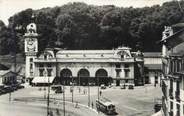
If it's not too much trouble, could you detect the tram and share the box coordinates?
[96,97,116,115]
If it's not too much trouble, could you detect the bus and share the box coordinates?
[96,97,116,115]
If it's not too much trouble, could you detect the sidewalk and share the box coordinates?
[151,109,164,116]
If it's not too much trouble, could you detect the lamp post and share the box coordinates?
[88,77,90,107]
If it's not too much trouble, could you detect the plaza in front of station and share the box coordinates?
[0,84,162,116]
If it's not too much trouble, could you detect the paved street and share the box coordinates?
[0,84,162,116]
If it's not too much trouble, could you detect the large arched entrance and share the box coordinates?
[77,69,90,86]
[95,69,111,86]
[60,69,72,85]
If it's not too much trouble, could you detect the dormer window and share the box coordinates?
[44,54,47,60]
[47,63,52,67]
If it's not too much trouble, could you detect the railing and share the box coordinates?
[34,58,57,62]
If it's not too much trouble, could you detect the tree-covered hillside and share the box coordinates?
[0,1,184,55]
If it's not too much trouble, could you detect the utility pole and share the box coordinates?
[97,77,99,101]
[88,77,90,107]
[72,76,74,103]
[9,18,17,102]
[63,81,65,116]
[47,76,50,116]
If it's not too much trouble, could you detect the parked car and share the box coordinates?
[55,88,63,93]
[100,84,106,89]
[120,84,126,89]
[3,86,14,93]
[17,85,25,89]
[128,85,134,89]
[0,89,6,95]
[53,85,63,94]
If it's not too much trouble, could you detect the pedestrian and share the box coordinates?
[91,102,94,109]
[78,87,81,93]
[75,101,78,108]
[154,82,156,87]
[56,108,60,115]
[50,111,53,116]
[99,90,102,96]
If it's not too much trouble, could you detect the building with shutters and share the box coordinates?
[160,25,184,116]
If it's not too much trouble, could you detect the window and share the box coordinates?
[47,69,52,77]
[116,70,121,77]
[170,101,173,110]
[125,69,130,77]
[30,63,33,69]
[39,69,44,76]
[125,64,129,68]
[177,104,180,116]
[176,80,180,92]
[116,64,120,68]
[44,54,47,59]
[39,64,44,67]
[30,58,33,62]
[47,63,51,67]
[30,72,33,76]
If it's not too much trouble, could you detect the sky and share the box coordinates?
[0,0,173,25]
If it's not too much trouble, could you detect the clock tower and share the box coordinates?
[24,21,38,83]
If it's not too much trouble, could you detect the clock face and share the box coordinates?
[26,38,36,52]
[27,38,34,45]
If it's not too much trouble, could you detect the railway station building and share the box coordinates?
[24,22,144,86]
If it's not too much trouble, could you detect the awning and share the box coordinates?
[32,76,55,83]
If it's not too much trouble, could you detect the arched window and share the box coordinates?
[95,69,108,77]
[78,69,90,77]
[60,69,72,77]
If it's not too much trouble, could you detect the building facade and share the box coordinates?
[144,52,162,85]
[161,26,184,116]
[0,70,17,86]
[24,22,144,86]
